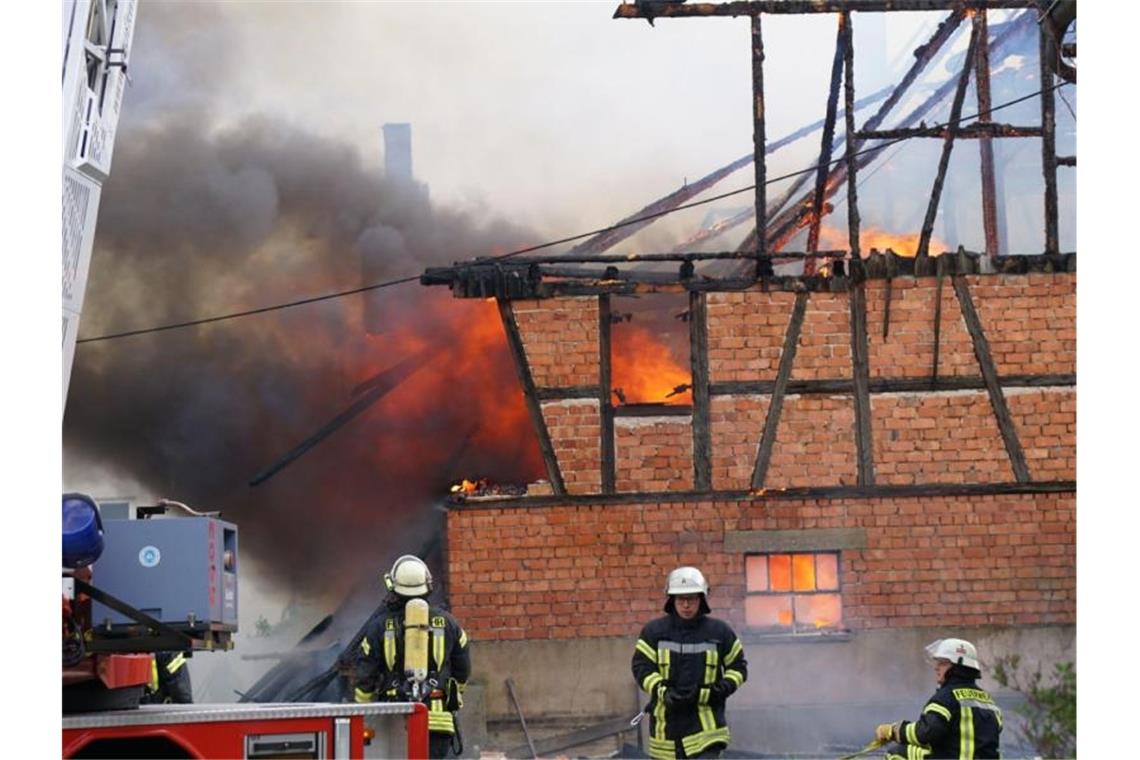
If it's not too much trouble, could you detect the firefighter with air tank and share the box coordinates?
[872,637,1002,760]
[352,555,471,759]
[632,566,748,760]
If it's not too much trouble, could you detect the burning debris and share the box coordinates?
[448,478,528,502]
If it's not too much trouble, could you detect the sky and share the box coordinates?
[2,0,1130,749]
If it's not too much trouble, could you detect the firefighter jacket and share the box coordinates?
[632,612,747,760]
[889,675,1002,760]
[142,651,192,704]
[352,600,471,737]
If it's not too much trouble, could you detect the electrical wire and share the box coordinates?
[76,81,1071,345]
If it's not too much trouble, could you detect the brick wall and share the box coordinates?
[513,297,598,387]
[507,272,1075,495]
[767,394,859,487]
[615,417,693,492]
[710,395,769,489]
[1007,388,1076,480]
[790,292,852,381]
[968,273,1076,376]
[870,392,1012,484]
[863,279,976,378]
[707,290,796,383]
[447,491,1075,640]
[541,399,601,494]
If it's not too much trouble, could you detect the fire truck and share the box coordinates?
[62,3,429,757]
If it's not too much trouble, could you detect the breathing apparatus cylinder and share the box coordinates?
[403,597,430,698]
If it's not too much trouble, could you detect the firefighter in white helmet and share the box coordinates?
[632,566,747,759]
[873,637,1002,759]
[350,555,471,759]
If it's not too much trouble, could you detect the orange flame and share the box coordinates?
[819,225,948,257]
[611,323,692,405]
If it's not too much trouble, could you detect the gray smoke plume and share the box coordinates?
[64,4,544,602]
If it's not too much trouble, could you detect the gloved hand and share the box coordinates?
[664,686,697,708]
[708,679,735,704]
[445,678,464,711]
[875,722,900,744]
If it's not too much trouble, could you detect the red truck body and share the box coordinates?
[62,701,429,759]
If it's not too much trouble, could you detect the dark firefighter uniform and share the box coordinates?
[888,674,1002,760]
[632,615,747,759]
[142,651,192,704]
[353,603,471,759]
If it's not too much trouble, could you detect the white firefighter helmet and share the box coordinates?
[665,566,709,596]
[925,638,980,670]
[384,554,433,597]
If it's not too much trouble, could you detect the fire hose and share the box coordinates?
[837,738,887,760]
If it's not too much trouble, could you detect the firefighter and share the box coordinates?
[874,638,1002,760]
[141,651,192,704]
[632,566,747,760]
[352,555,471,759]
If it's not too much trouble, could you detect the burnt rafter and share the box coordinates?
[916,20,980,258]
[448,480,1075,511]
[421,251,1075,299]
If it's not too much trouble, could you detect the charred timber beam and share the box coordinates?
[855,124,1043,140]
[757,12,1032,264]
[593,84,896,258]
[848,283,875,484]
[931,257,947,381]
[751,292,809,489]
[450,480,1076,510]
[249,350,434,487]
[1039,20,1060,255]
[537,265,687,285]
[754,11,967,257]
[973,10,1001,258]
[483,250,850,265]
[614,404,693,418]
[952,277,1031,482]
[843,10,860,261]
[613,1,1038,20]
[423,253,1075,298]
[806,12,848,273]
[917,21,979,258]
[710,373,1075,396]
[599,295,616,494]
[751,13,768,273]
[497,299,566,494]
[690,292,712,489]
[536,385,602,401]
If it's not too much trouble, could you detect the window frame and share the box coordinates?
[743,550,845,635]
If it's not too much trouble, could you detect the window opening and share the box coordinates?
[610,292,692,406]
[745,551,843,633]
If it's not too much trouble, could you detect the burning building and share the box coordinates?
[420,2,1075,756]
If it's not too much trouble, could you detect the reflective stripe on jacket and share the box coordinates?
[352,602,471,736]
[631,613,747,760]
[890,677,1002,760]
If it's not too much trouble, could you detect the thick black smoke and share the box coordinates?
[64,5,544,600]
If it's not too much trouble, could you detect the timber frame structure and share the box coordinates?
[420,0,1075,503]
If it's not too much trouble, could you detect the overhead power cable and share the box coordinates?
[76,81,1070,345]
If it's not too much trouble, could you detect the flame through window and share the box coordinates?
[744,552,843,633]
[610,293,692,406]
